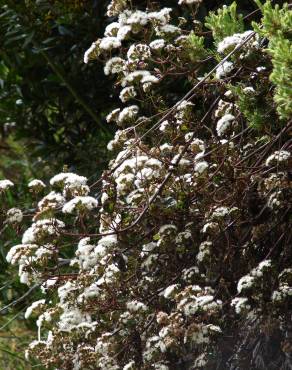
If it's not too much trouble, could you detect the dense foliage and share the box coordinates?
[0,0,291,369]
[0,0,113,177]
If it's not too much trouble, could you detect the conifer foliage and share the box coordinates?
[1,1,291,369]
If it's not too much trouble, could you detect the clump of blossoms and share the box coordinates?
[4,1,292,369]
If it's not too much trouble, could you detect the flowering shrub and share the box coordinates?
[1,1,291,369]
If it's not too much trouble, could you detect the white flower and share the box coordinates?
[58,307,91,332]
[188,137,205,153]
[116,173,135,194]
[95,234,117,259]
[50,173,87,187]
[118,105,139,125]
[159,224,177,236]
[197,241,212,262]
[171,154,190,167]
[193,353,208,368]
[182,266,199,282]
[210,206,231,219]
[159,120,169,132]
[251,259,272,277]
[58,280,77,303]
[141,75,159,92]
[117,25,132,40]
[62,196,98,214]
[106,108,121,123]
[194,161,208,174]
[214,99,233,118]
[201,222,218,234]
[160,143,173,153]
[231,297,251,314]
[126,10,149,27]
[107,129,129,151]
[38,191,65,212]
[149,8,172,26]
[0,179,14,190]
[127,43,151,61]
[25,299,46,319]
[107,0,128,17]
[243,86,255,94]
[123,361,136,370]
[80,282,102,301]
[99,37,121,51]
[149,39,165,50]
[216,114,235,136]
[146,158,163,169]
[217,30,255,53]
[104,57,125,76]
[119,86,137,103]
[163,284,179,299]
[272,284,292,302]
[73,237,97,270]
[215,61,234,79]
[84,41,100,63]
[237,275,256,293]
[20,269,30,284]
[140,242,157,257]
[104,22,120,37]
[155,24,181,36]
[22,219,65,244]
[154,363,169,370]
[28,179,46,189]
[122,70,151,87]
[256,66,266,72]
[98,263,120,285]
[6,243,37,265]
[41,278,57,292]
[178,0,201,4]
[265,150,290,167]
[127,300,148,312]
[6,208,23,223]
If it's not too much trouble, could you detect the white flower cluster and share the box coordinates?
[217,30,257,54]
[0,179,14,191]
[272,268,292,303]
[22,218,65,244]
[216,113,235,136]
[175,100,194,126]
[84,5,175,68]
[84,41,100,63]
[109,149,165,195]
[231,297,251,314]
[237,260,272,293]
[119,86,136,103]
[25,299,46,319]
[176,285,222,318]
[28,179,46,191]
[265,150,290,167]
[127,43,151,61]
[62,196,98,214]
[104,57,125,76]
[38,191,65,212]
[5,171,100,288]
[215,61,234,79]
[178,0,202,5]
[6,208,23,224]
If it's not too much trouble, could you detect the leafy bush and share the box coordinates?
[1,0,291,369]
